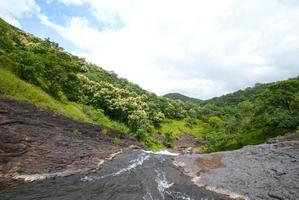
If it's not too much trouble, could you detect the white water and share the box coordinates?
[155,169,174,199]
[113,153,150,176]
[81,152,150,182]
[166,191,194,200]
[142,192,154,200]
[143,150,179,156]
[80,151,193,200]
[155,169,194,200]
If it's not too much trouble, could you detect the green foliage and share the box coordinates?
[163,132,175,148]
[254,80,299,131]
[0,68,90,122]
[81,105,130,133]
[200,77,299,152]
[0,68,129,133]
[0,18,298,151]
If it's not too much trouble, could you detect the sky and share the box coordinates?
[0,0,298,100]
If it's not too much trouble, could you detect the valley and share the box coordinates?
[0,17,299,200]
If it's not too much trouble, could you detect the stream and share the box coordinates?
[0,150,231,200]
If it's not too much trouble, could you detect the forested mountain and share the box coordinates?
[1,18,298,152]
[164,93,202,104]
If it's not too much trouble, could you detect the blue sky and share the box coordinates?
[0,0,298,99]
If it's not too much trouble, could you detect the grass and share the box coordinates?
[157,119,211,139]
[0,68,129,133]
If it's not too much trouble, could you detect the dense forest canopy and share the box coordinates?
[0,18,298,151]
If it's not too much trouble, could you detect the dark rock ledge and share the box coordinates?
[174,134,299,200]
[0,97,141,187]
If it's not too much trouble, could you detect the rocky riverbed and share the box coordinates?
[0,150,234,200]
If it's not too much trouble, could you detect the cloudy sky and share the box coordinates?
[1,0,298,99]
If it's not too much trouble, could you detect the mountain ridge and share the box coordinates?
[164,93,203,104]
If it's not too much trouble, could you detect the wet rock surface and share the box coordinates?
[0,150,232,200]
[0,97,141,186]
[175,134,299,200]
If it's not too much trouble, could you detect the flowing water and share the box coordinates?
[0,150,231,200]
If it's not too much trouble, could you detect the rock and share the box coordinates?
[128,144,142,149]
[268,192,284,200]
[0,97,140,187]
[174,134,299,200]
[182,147,193,154]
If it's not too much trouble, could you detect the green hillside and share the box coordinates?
[200,77,299,151]
[164,93,203,104]
[0,68,130,133]
[1,18,298,152]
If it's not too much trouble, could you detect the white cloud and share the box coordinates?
[53,0,86,6]
[0,0,39,28]
[0,13,22,27]
[40,0,299,99]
